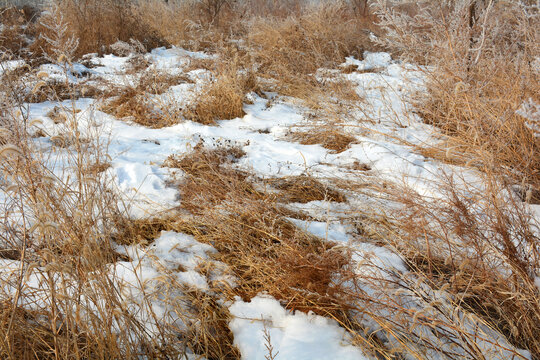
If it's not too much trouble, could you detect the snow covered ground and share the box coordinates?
[1,46,535,359]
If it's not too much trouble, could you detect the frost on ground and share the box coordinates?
[1,45,535,359]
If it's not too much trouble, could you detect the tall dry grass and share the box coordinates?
[183,58,260,124]
[246,2,374,98]
[0,15,189,358]
[0,69,157,359]
[31,0,166,58]
[374,0,540,199]
[350,1,540,358]
[367,174,540,359]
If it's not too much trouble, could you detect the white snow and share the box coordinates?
[229,295,370,360]
[0,59,27,74]
[288,218,351,242]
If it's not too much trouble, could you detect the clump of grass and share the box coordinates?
[138,71,192,95]
[112,217,179,246]
[362,2,540,356]
[0,93,160,360]
[164,142,371,355]
[164,143,256,213]
[269,175,347,203]
[134,0,196,50]
[183,61,260,125]
[100,87,159,125]
[99,68,192,128]
[25,79,74,103]
[419,61,540,199]
[181,288,241,359]
[100,85,179,129]
[292,127,357,153]
[246,2,373,99]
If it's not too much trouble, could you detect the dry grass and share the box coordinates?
[248,3,367,75]
[0,96,160,360]
[246,2,374,100]
[0,6,33,59]
[376,175,540,358]
[0,38,191,359]
[133,0,213,52]
[164,143,255,213]
[375,0,540,199]
[99,70,189,129]
[2,0,539,358]
[2,69,101,104]
[292,126,357,153]
[112,217,179,247]
[180,288,240,359]
[99,87,166,127]
[268,175,347,203]
[167,143,354,317]
[160,143,388,356]
[360,2,540,357]
[32,0,166,58]
[418,60,540,201]
[183,61,260,125]
[25,79,74,103]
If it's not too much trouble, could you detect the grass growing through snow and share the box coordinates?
[183,60,260,125]
[363,1,540,358]
[1,0,539,359]
[0,61,161,359]
[166,142,362,331]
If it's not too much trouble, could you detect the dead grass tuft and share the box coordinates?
[112,217,180,246]
[98,69,192,128]
[292,127,357,153]
[164,143,256,213]
[0,301,87,359]
[137,71,192,95]
[181,288,240,359]
[100,87,177,128]
[25,79,73,103]
[183,62,259,125]
[269,175,347,203]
